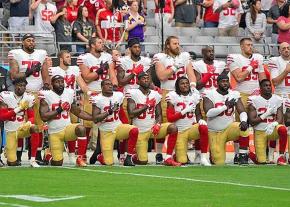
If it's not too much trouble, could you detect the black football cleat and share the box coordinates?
[123,155,135,166]
[233,154,239,164]
[155,153,163,165]
[239,153,249,165]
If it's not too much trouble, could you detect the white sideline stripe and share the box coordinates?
[0,202,30,207]
[63,167,290,192]
[0,195,84,202]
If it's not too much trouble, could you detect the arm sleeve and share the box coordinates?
[206,105,227,118]
[166,106,183,122]
[0,108,16,121]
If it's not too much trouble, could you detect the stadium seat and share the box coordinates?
[147,9,155,18]
[228,45,241,54]
[145,44,160,55]
[193,36,214,44]
[145,35,159,42]
[163,26,180,36]
[147,1,156,10]
[201,28,218,36]
[146,18,156,27]
[144,26,157,36]
[214,36,239,58]
[179,27,201,37]
[178,36,193,43]
[238,27,245,36]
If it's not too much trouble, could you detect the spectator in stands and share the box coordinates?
[261,0,273,16]
[72,5,96,53]
[277,3,290,43]
[1,0,10,29]
[154,0,174,28]
[128,0,147,15]
[213,0,244,36]
[245,0,267,43]
[124,1,146,46]
[267,0,286,43]
[239,0,250,28]
[66,0,79,23]
[79,0,105,23]
[30,0,57,54]
[197,0,219,28]
[8,0,30,40]
[174,0,197,27]
[52,0,66,9]
[51,6,72,51]
[96,0,123,43]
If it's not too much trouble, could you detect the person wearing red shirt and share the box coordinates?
[66,0,79,23]
[78,0,105,23]
[96,0,123,43]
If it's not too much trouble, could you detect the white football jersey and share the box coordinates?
[49,66,80,90]
[268,56,290,95]
[34,2,57,37]
[120,56,151,91]
[166,91,200,131]
[0,91,34,132]
[91,92,124,131]
[8,49,47,92]
[125,89,161,132]
[248,94,283,131]
[213,0,243,28]
[192,60,227,94]
[77,52,112,92]
[39,88,74,134]
[205,89,240,132]
[227,53,264,94]
[154,52,191,91]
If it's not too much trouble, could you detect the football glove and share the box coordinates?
[198,119,207,126]
[18,100,29,110]
[151,123,161,136]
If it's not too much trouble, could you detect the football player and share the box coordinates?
[77,37,112,161]
[39,75,92,167]
[49,50,89,164]
[153,36,197,163]
[0,77,39,167]
[203,73,250,165]
[8,33,50,165]
[166,76,211,166]
[91,79,138,166]
[227,37,266,163]
[248,79,288,165]
[127,72,180,166]
[268,42,290,162]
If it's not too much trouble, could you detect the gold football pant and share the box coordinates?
[209,122,249,165]
[235,92,249,121]
[5,123,31,162]
[254,125,285,163]
[32,92,44,128]
[136,123,171,162]
[82,93,94,128]
[49,124,80,161]
[161,90,170,123]
[175,124,201,164]
[100,124,136,165]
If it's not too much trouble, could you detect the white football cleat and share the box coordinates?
[194,151,201,164]
[68,153,76,165]
[30,160,40,168]
[200,157,211,166]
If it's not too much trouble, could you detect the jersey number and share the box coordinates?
[242,66,259,81]
[258,107,275,123]
[51,103,69,120]
[8,108,24,122]
[136,103,155,119]
[215,103,234,116]
[90,66,108,80]
[41,10,54,21]
[223,8,236,16]
[22,60,41,77]
[167,66,186,80]
[177,102,194,119]
[103,106,119,122]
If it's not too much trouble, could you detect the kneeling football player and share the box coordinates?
[91,79,138,166]
[166,76,211,166]
[39,75,92,167]
[203,73,250,165]
[0,77,39,167]
[248,79,288,165]
[127,72,180,166]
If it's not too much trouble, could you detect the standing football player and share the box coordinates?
[153,36,197,163]
[227,37,266,163]
[91,79,138,166]
[0,77,38,167]
[77,37,112,159]
[39,75,92,167]
[203,73,250,165]
[127,72,181,166]
[248,79,288,165]
[8,33,50,165]
[166,77,211,166]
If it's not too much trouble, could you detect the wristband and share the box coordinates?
[246,66,253,73]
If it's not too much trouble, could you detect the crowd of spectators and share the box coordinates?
[0,0,290,53]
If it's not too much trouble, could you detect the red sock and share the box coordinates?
[198,125,209,153]
[278,126,287,154]
[166,132,178,155]
[77,137,87,156]
[234,140,239,144]
[127,128,138,155]
[269,140,276,148]
[38,133,43,148]
[156,138,165,143]
[97,153,105,165]
[119,107,129,124]
[67,141,76,153]
[119,140,127,155]
[239,136,249,149]
[30,133,39,158]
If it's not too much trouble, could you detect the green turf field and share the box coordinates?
[0,165,290,207]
